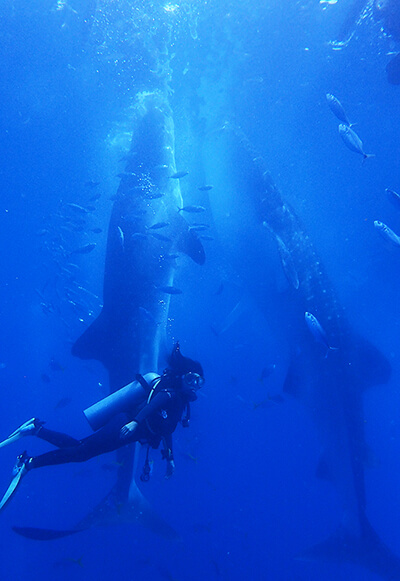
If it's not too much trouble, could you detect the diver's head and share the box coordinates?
[165,342,204,390]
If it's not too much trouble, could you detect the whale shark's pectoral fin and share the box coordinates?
[297,510,400,580]
[346,335,392,390]
[71,309,109,362]
[75,479,180,540]
[12,481,180,542]
[173,215,205,265]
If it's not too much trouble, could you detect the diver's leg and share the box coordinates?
[30,413,130,469]
[0,414,130,512]
[36,427,79,448]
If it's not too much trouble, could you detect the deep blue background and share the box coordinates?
[0,1,399,579]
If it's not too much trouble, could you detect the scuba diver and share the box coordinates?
[0,343,204,512]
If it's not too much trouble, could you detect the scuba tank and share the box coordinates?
[83,372,160,431]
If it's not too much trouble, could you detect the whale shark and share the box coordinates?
[12,94,204,541]
[73,93,205,389]
[202,125,400,580]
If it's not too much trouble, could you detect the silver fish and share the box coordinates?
[189,224,209,232]
[117,226,125,250]
[338,124,374,160]
[374,220,400,247]
[169,171,188,179]
[385,188,400,210]
[146,221,170,230]
[65,203,89,214]
[305,311,338,354]
[326,93,352,126]
[71,243,96,255]
[178,205,206,213]
[157,285,183,295]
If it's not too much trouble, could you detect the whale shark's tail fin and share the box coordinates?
[298,511,400,580]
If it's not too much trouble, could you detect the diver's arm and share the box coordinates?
[119,391,174,440]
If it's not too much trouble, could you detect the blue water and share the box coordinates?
[0,1,400,579]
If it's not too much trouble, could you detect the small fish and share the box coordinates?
[178,205,206,213]
[200,235,214,241]
[338,124,374,160]
[189,224,209,232]
[146,221,169,230]
[374,220,400,247]
[386,188,400,210]
[144,191,165,200]
[170,171,189,179]
[49,358,64,372]
[182,452,198,463]
[132,232,148,241]
[88,192,101,202]
[214,282,224,296]
[212,300,246,336]
[85,205,96,212]
[41,373,51,383]
[157,285,183,295]
[305,311,338,355]
[198,185,213,191]
[117,226,125,250]
[54,397,72,410]
[64,203,88,214]
[326,93,352,126]
[139,306,158,324]
[162,253,179,261]
[90,227,103,234]
[53,556,84,570]
[71,243,96,255]
[85,180,100,188]
[258,363,276,382]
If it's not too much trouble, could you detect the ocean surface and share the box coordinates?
[0,1,400,580]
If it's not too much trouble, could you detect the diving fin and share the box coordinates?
[0,452,30,512]
[0,418,42,449]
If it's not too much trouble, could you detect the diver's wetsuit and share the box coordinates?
[30,386,196,469]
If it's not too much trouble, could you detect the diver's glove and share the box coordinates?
[119,420,138,441]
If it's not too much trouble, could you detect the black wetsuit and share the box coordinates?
[30,384,196,470]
